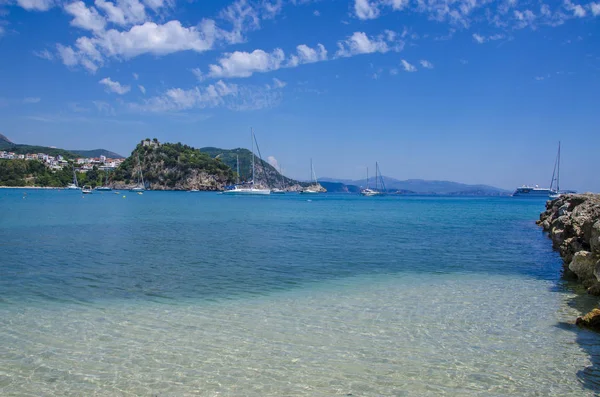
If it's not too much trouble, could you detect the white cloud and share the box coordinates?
[57,44,79,67]
[390,68,398,75]
[590,2,600,16]
[33,49,54,60]
[130,79,284,112]
[133,72,139,80]
[23,97,41,103]
[287,43,327,66]
[564,0,587,17]
[219,0,282,44]
[205,48,285,79]
[56,19,218,72]
[313,10,320,16]
[142,0,169,11]
[98,19,216,58]
[16,0,54,11]
[138,84,146,94]
[272,78,286,88]
[99,77,131,94]
[473,33,486,43]
[0,26,4,38]
[94,0,147,26]
[336,31,401,57]
[419,59,434,69]
[401,59,417,72]
[267,155,279,169]
[354,0,379,20]
[65,1,106,33]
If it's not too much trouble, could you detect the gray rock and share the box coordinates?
[591,220,600,254]
[569,251,598,282]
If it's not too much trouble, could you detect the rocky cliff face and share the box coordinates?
[538,194,600,329]
[111,140,234,191]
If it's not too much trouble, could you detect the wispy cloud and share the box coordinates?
[419,60,434,69]
[335,30,403,57]
[138,85,146,94]
[23,97,41,104]
[128,79,285,113]
[99,77,131,94]
[33,49,54,60]
[401,59,417,72]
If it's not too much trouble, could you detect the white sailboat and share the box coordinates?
[222,129,271,195]
[300,159,321,194]
[130,154,145,192]
[96,172,112,191]
[271,165,286,194]
[66,165,80,190]
[361,162,386,196]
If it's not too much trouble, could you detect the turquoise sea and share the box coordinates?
[1,190,600,396]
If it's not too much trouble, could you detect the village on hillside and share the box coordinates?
[0,150,124,172]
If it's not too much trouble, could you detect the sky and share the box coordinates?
[0,0,598,191]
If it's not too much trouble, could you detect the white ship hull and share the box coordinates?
[222,188,271,195]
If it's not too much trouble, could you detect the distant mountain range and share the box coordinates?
[0,133,124,159]
[318,177,511,195]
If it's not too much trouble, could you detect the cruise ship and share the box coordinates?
[512,185,554,197]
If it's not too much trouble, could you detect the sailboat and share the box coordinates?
[361,162,386,196]
[513,142,575,198]
[271,165,286,194]
[66,165,80,190]
[222,129,271,195]
[300,159,321,194]
[96,171,112,191]
[130,154,145,192]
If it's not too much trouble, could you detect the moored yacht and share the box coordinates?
[360,162,386,196]
[513,142,575,198]
[222,129,271,195]
[300,159,322,194]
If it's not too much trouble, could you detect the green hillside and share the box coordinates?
[70,149,124,158]
[0,142,77,159]
[111,140,234,190]
[0,134,122,159]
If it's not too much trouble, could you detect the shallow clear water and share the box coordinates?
[1,190,599,396]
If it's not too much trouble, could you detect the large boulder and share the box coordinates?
[591,220,600,254]
[569,251,598,283]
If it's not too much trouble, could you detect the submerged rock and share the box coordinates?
[576,309,600,330]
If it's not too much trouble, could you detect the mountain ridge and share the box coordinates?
[318,177,510,195]
[0,135,123,159]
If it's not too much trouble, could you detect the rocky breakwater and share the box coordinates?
[537,194,600,329]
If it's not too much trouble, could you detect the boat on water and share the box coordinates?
[81,185,93,194]
[96,172,112,191]
[361,162,386,196]
[513,142,575,198]
[130,154,146,192]
[222,129,271,196]
[300,159,321,194]
[66,166,80,190]
[271,165,286,194]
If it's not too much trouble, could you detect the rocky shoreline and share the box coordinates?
[537,194,600,329]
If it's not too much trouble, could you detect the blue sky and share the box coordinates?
[0,0,598,191]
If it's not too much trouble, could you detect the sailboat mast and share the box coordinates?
[366,167,369,189]
[251,128,255,185]
[557,141,561,192]
[375,163,379,191]
[236,154,240,184]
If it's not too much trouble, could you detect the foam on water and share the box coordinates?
[0,272,596,396]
